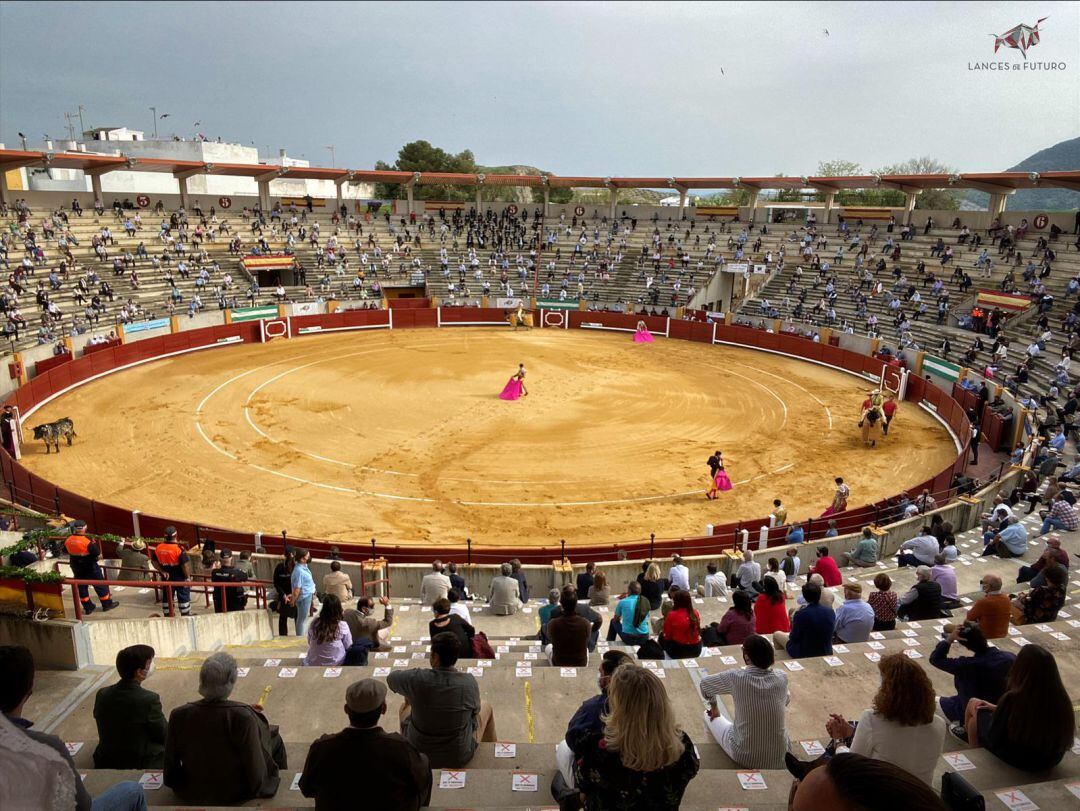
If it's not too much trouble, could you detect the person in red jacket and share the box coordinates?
[753,577,790,634]
[660,590,702,659]
[810,546,843,588]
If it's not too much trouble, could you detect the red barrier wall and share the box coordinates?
[0,310,973,564]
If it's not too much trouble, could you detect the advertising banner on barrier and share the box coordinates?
[923,354,960,382]
[536,298,577,310]
[124,317,171,334]
[753,264,767,274]
[726,263,749,274]
[495,297,523,308]
[290,301,323,317]
[231,305,279,323]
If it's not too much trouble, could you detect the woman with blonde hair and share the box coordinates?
[574,666,699,809]
[640,562,664,610]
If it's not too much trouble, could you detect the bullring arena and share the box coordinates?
[20,321,958,548]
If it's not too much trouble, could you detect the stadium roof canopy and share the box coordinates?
[1,148,1078,193]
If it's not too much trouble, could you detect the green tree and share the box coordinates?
[816,159,863,177]
[876,156,962,210]
[373,140,480,201]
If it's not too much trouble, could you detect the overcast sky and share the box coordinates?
[1,1,1077,177]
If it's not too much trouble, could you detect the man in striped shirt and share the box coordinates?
[699,634,790,769]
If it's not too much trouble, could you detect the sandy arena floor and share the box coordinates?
[20,328,959,547]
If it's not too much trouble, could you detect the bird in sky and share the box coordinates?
[720,67,725,76]
[823,28,830,36]
[194,121,201,127]
[159,113,170,119]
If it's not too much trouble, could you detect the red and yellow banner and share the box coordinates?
[976,289,1031,312]
[840,207,895,221]
[242,254,295,271]
[695,206,738,218]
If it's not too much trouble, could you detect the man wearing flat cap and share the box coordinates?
[299,678,431,810]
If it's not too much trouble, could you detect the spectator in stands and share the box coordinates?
[420,560,450,606]
[606,581,652,645]
[289,548,317,636]
[762,557,785,592]
[430,596,475,658]
[548,584,603,651]
[981,515,1028,558]
[1,645,147,811]
[1011,563,1068,625]
[965,573,1011,639]
[753,576,790,635]
[840,527,879,567]
[715,589,756,645]
[164,652,287,804]
[116,538,151,581]
[304,594,352,666]
[810,546,842,586]
[299,678,431,810]
[930,553,962,609]
[796,572,836,610]
[730,550,762,594]
[1016,535,1069,587]
[236,550,255,578]
[539,588,560,641]
[896,527,939,568]
[640,560,665,608]
[509,558,530,603]
[554,650,633,797]
[660,589,702,659]
[1038,490,1079,535]
[210,549,249,613]
[785,523,805,544]
[272,550,295,636]
[774,583,834,657]
[699,562,729,597]
[818,654,945,785]
[833,583,875,644]
[93,644,167,769]
[447,588,471,624]
[668,554,690,590]
[576,561,596,596]
[781,547,802,584]
[321,560,353,603]
[447,561,468,598]
[930,623,1015,726]
[547,586,593,666]
[700,634,789,769]
[962,643,1074,770]
[897,566,943,621]
[574,666,699,809]
[786,752,948,811]
[343,595,393,651]
[587,570,610,606]
[386,632,497,768]
[488,562,523,615]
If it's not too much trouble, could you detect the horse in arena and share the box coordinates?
[32,418,76,453]
[858,390,886,447]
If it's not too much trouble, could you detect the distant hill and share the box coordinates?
[965,137,1080,211]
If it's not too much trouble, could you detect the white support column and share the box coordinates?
[90,173,103,203]
[904,192,917,224]
[542,187,550,218]
[0,169,9,205]
[823,191,836,224]
[475,188,482,212]
[678,189,687,218]
[406,183,415,217]
[257,180,270,212]
[747,190,760,222]
[131,509,142,538]
[988,193,1008,219]
[608,187,617,221]
[335,181,343,212]
[177,176,190,210]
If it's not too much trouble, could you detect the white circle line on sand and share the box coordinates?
[728,359,834,430]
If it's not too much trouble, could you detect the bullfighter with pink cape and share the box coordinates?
[707,465,733,499]
[499,363,528,401]
[633,320,654,343]
[820,477,850,517]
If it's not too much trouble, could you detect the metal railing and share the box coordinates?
[63,576,269,621]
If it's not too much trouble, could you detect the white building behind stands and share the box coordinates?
[15,128,374,200]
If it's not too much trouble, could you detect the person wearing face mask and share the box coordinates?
[93,644,168,768]
[343,594,394,651]
[552,649,634,796]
